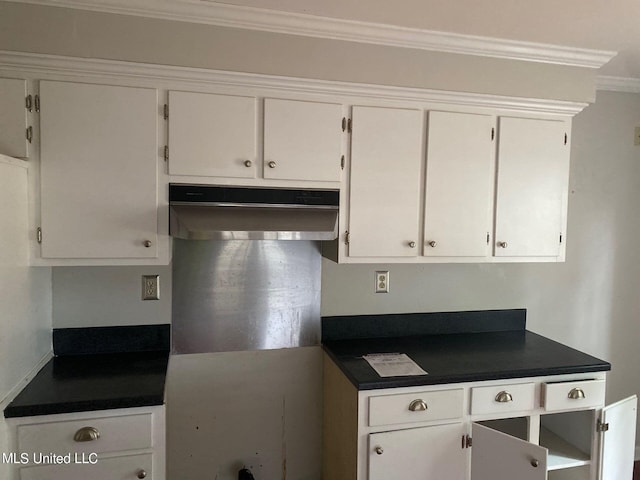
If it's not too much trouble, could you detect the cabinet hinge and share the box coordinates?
[37,227,42,244]
[597,420,609,433]
[26,126,33,143]
[491,127,495,141]
[164,145,169,161]
[163,103,169,120]
[26,95,33,112]
[461,435,472,449]
[564,133,568,145]
[341,155,345,170]
[34,95,40,113]
[348,118,352,133]
[486,232,490,245]
[345,231,350,245]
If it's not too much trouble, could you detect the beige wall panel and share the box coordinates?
[0,2,595,102]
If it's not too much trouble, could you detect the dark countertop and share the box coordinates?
[323,330,611,390]
[4,325,171,418]
[4,352,169,418]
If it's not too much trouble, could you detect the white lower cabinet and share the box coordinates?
[7,406,165,480]
[369,424,466,480]
[323,357,637,480]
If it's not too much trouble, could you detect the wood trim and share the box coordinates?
[4,0,617,68]
[0,51,589,115]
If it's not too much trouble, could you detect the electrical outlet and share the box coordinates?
[635,126,640,146]
[142,275,160,300]
[375,271,389,293]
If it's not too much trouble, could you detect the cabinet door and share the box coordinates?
[0,78,29,158]
[599,395,637,480]
[424,111,495,257]
[494,117,569,258]
[19,453,152,480]
[264,98,342,182]
[472,423,547,480]
[40,81,158,259]
[348,106,423,257]
[368,424,466,480]
[168,91,256,178]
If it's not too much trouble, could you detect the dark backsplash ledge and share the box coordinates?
[321,308,526,342]
[53,324,170,355]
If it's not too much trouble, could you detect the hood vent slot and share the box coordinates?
[169,184,339,241]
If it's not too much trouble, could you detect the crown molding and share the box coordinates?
[0,50,588,116]
[4,0,617,69]
[596,75,640,93]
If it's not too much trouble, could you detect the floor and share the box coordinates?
[635,461,640,480]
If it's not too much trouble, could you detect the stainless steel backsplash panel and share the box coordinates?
[172,239,321,353]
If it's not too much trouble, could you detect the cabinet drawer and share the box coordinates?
[470,383,535,415]
[542,379,605,412]
[19,453,152,480]
[368,388,463,427]
[18,413,153,456]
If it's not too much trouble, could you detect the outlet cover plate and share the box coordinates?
[142,275,160,300]
[375,271,389,293]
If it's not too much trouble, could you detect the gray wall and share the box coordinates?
[0,157,51,479]
[322,89,640,433]
[52,266,171,327]
[0,2,596,102]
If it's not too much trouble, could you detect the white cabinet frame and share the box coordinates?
[324,356,636,480]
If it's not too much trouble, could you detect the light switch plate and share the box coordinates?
[142,275,160,300]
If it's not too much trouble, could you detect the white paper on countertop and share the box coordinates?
[363,353,428,377]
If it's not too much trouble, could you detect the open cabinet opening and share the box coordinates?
[541,410,593,473]
[477,417,528,441]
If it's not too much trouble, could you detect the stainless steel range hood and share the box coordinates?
[169,184,340,241]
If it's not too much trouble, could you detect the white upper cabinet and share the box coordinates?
[168,91,257,178]
[423,111,495,258]
[494,117,570,258]
[347,106,423,257]
[39,81,159,259]
[263,98,342,182]
[0,78,30,158]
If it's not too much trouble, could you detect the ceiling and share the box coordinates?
[213,0,640,79]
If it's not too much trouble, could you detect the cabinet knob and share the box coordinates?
[73,426,100,442]
[568,387,586,400]
[408,241,416,248]
[268,161,277,168]
[428,240,437,248]
[137,470,147,479]
[495,391,513,403]
[497,241,508,248]
[530,459,539,468]
[408,399,428,412]
[374,446,384,455]
[143,240,153,248]
[244,160,253,168]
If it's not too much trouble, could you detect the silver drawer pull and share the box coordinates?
[374,446,384,455]
[408,399,428,411]
[137,470,147,479]
[495,391,513,403]
[568,387,586,400]
[531,459,539,468]
[74,426,100,442]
